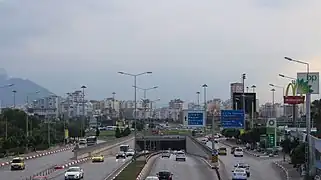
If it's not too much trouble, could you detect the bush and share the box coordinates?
[290,142,305,166]
[115,128,122,138]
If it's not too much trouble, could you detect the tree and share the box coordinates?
[122,127,131,136]
[95,127,100,137]
[290,143,306,167]
[115,127,122,138]
[312,99,321,138]
[280,138,291,154]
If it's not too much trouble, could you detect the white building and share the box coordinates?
[32,95,63,118]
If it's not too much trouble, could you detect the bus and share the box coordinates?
[120,144,130,152]
[86,136,97,146]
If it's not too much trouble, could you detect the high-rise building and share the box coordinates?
[230,83,244,100]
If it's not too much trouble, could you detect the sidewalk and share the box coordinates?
[273,160,303,180]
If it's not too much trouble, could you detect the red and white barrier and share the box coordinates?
[0,146,73,167]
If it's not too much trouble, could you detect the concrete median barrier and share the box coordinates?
[74,135,134,159]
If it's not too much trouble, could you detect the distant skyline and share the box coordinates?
[1,0,320,105]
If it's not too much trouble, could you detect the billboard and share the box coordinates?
[232,92,256,115]
[283,80,305,104]
[297,72,319,94]
[220,110,245,129]
[183,110,205,127]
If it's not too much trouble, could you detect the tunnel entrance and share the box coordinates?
[136,135,186,151]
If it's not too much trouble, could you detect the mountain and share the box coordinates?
[0,69,54,107]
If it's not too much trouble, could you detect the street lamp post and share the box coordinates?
[242,74,246,115]
[12,90,17,108]
[26,91,40,138]
[0,84,14,140]
[118,71,152,160]
[277,75,299,131]
[202,84,208,134]
[196,91,200,109]
[112,92,116,115]
[81,85,87,137]
[251,85,256,93]
[271,88,275,118]
[135,86,158,119]
[285,56,312,178]
[149,98,160,149]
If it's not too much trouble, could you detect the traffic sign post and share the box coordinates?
[184,110,205,127]
[220,110,245,129]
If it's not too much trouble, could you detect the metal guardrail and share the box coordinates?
[23,165,57,180]
[74,135,134,157]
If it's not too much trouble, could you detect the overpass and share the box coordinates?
[135,135,210,158]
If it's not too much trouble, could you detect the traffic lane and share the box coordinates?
[149,155,217,180]
[51,156,130,180]
[50,139,135,180]
[208,142,282,180]
[0,150,73,180]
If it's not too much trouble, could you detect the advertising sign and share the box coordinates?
[284,96,305,104]
[220,110,245,129]
[297,72,319,94]
[232,93,256,115]
[184,110,205,127]
[283,81,305,104]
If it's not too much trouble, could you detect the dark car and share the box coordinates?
[116,153,126,159]
[157,171,173,180]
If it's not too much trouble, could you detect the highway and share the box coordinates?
[148,154,217,180]
[207,141,282,180]
[49,139,135,180]
[0,150,73,180]
[0,139,110,180]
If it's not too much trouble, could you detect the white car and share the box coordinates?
[145,176,159,180]
[64,167,84,180]
[234,147,244,157]
[175,151,186,161]
[234,163,250,177]
[231,168,247,180]
[125,149,135,156]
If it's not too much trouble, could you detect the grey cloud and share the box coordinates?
[0,0,320,103]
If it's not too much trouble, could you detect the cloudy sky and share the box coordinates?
[0,0,320,105]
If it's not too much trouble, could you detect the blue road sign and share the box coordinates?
[187,111,205,127]
[220,110,245,129]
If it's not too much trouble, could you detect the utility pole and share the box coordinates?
[202,84,208,133]
[81,86,87,137]
[12,90,17,108]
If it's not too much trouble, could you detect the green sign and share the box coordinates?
[267,134,275,148]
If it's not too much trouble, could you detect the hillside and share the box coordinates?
[0,69,54,107]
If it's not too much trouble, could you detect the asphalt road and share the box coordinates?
[49,139,135,180]
[0,150,73,180]
[149,154,218,180]
[207,141,283,180]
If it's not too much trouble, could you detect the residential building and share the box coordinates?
[32,95,63,118]
[230,82,244,100]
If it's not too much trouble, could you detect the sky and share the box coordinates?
[0,0,320,106]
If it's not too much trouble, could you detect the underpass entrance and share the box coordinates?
[136,135,186,151]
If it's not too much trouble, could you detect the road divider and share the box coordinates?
[74,135,134,159]
[105,152,161,180]
[0,146,74,167]
[136,152,162,180]
[188,135,222,180]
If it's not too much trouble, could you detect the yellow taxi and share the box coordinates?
[92,155,104,162]
[218,147,227,155]
[11,157,25,170]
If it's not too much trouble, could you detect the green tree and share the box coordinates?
[312,99,321,138]
[280,138,291,154]
[290,143,305,166]
[115,127,122,138]
[122,127,131,136]
[95,127,100,137]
